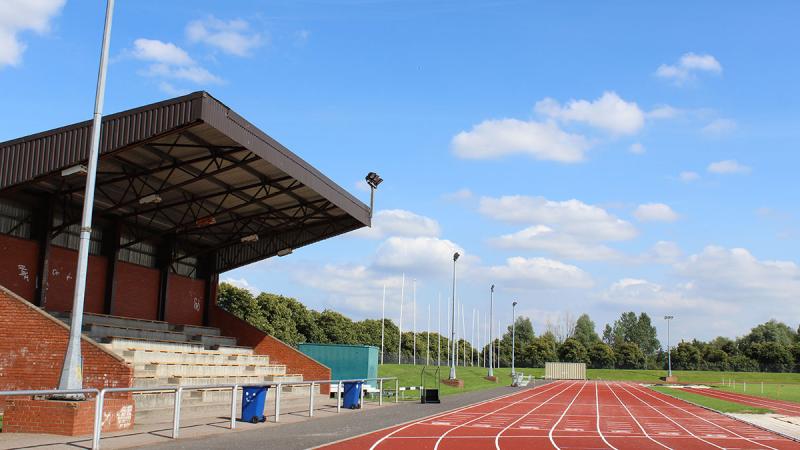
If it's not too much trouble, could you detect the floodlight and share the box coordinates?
[195,216,216,227]
[365,172,383,189]
[241,234,259,243]
[61,165,88,177]
[139,194,162,205]
[277,248,293,257]
[453,252,460,262]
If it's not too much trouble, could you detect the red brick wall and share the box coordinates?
[0,284,134,411]
[44,246,107,314]
[165,274,205,326]
[113,262,160,320]
[3,397,134,435]
[208,305,332,394]
[0,234,39,302]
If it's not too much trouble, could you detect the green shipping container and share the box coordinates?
[298,343,379,382]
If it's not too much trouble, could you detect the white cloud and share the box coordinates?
[656,52,722,84]
[707,159,751,174]
[702,118,737,136]
[222,277,261,295]
[644,241,682,264]
[353,209,441,240]
[629,142,645,154]
[535,91,645,136]
[442,188,473,202]
[132,38,222,87]
[479,195,638,241]
[133,38,194,66]
[679,171,700,182]
[293,29,311,46]
[0,0,65,68]
[480,256,593,290]
[647,105,681,119]
[489,225,622,261]
[633,203,679,222]
[186,16,263,57]
[373,236,471,277]
[603,278,728,314]
[451,118,589,163]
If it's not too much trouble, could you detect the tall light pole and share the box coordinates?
[511,301,518,376]
[365,172,383,219]
[437,293,441,367]
[665,315,674,378]
[398,273,404,365]
[380,284,386,365]
[488,285,495,378]
[449,252,460,380]
[58,0,115,398]
[412,278,417,365]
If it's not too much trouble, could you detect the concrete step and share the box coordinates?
[121,349,269,366]
[101,337,254,355]
[136,363,287,378]
[170,324,221,336]
[192,334,237,347]
[133,375,279,388]
[52,311,171,332]
[85,323,189,342]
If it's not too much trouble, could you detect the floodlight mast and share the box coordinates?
[488,285,495,378]
[511,301,518,377]
[449,252,460,380]
[665,315,674,377]
[57,0,115,399]
[365,172,382,220]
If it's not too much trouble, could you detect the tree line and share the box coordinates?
[218,282,800,372]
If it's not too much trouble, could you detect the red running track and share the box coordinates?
[317,380,800,450]
[685,387,800,417]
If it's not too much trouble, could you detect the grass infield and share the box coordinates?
[650,386,773,414]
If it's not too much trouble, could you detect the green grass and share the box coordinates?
[716,382,800,403]
[378,364,542,397]
[587,369,800,384]
[650,386,772,414]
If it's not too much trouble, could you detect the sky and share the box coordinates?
[2,0,799,348]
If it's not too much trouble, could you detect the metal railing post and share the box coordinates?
[230,384,238,429]
[92,389,106,450]
[274,383,282,422]
[309,382,315,417]
[172,387,183,439]
[379,379,383,406]
[359,380,364,408]
[395,379,399,403]
[337,381,342,413]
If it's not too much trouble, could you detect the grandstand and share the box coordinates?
[0,92,370,434]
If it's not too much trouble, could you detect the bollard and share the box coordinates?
[92,390,106,450]
[379,379,384,406]
[173,387,183,439]
[395,379,399,403]
[762,382,764,394]
[309,382,315,417]
[230,385,238,429]
[744,381,747,392]
[275,383,282,422]
[337,381,342,413]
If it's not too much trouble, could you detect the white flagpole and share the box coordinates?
[471,308,476,367]
[461,303,467,367]
[380,284,386,365]
[398,273,404,365]
[412,278,417,365]
[426,303,431,365]
[437,293,441,367]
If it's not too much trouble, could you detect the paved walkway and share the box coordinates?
[0,385,525,450]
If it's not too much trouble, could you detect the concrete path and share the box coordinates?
[729,413,800,441]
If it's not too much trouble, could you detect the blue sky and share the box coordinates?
[2,1,799,346]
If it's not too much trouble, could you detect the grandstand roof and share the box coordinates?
[0,92,370,273]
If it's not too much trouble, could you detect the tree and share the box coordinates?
[217,283,265,328]
[317,309,357,344]
[602,324,614,346]
[573,314,600,350]
[558,338,589,364]
[615,342,645,369]
[589,342,615,369]
[523,336,558,367]
[672,342,703,370]
[750,342,794,372]
[741,320,797,356]
[728,354,759,372]
[257,292,301,345]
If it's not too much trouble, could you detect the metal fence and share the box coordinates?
[0,377,398,450]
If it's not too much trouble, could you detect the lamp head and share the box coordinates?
[365,172,383,189]
[513,301,518,307]
[453,252,460,262]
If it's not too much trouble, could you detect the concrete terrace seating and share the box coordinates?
[52,312,305,423]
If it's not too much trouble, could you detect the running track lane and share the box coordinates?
[316,381,800,450]
[683,387,800,417]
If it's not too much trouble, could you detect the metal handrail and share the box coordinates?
[0,377,399,450]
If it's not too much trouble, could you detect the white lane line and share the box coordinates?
[548,381,590,450]
[694,388,800,415]
[367,383,558,450]
[616,383,725,450]
[627,383,777,450]
[493,380,583,450]
[596,382,619,450]
[432,381,574,450]
[605,381,672,450]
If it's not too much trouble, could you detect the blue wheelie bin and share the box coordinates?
[342,381,363,409]
[241,386,269,423]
